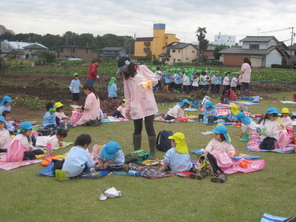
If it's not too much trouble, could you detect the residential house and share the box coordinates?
[99,47,126,60]
[287,43,296,68]
[159,42,198,65]
[23,43,48,60]
[58,46,98,60]
[134,23,180,60]
[1,40,47,59]
[219,36,286,67]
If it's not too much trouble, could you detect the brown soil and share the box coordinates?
[1,72,295,120]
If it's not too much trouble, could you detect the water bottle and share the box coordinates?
[59,120,64,128]
[127,170,141,177]
[46,143,52,158]
[92,144,99,156]
[251,132,257,142]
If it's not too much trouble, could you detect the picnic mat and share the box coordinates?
[34,141,73,150]
[280,101,296,104]
[234,101,260,105]
[191,150,261,159]
[101,116,129,123]
[260,213,287,222]
[247,146,295,153]
[0,158,42,170]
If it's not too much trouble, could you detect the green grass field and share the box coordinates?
[1,92,296,222]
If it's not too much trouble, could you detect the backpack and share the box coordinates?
[199,153,224,176]
[6,139,26,162]
[192,99,201,108]
[156,130,173,152]
[211,150,233,169]
[293,93,296,102]
[124,150,149,164]
[228,89,237,100]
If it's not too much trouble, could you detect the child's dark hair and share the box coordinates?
[56,107,63,112]
[83,84,98,99]
[2,110,10,117]
[262,113,278,124]
[220,133,226,142]
[74,134,92,147]
[51,129,68,138]
[46,102,54,111]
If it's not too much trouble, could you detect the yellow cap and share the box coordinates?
[281,108,289,114]
[168,132,188,153]
[230,104,239,116]
[54,102,64,109]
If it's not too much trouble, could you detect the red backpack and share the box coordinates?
[293,93,296,102]
[6,139,26,162]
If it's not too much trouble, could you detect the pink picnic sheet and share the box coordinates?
[0,153,42,170]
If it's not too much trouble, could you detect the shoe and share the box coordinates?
[189,172,207,180]
[55,170,70,182]
[211,173,227,183]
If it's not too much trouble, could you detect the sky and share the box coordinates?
[1,0,296,45]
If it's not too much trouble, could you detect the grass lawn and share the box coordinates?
[1,92,296,221]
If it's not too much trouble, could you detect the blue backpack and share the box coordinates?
[192,99,201,108]
[156,130,173,152]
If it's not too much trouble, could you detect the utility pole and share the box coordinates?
[290,27,294,68]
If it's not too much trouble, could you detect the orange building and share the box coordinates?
[134,24,180,60]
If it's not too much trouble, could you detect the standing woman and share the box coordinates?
[240,57,252,94]
[116,57,158,159]
[76,84,101,126]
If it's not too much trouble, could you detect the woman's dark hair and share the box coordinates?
[75,134,92,147]
[53,129,68,138]
[243,57,251,66]
[123,63,138,80]
[83,84,98,99]
[220,133,226,142]
[46,102,54,111]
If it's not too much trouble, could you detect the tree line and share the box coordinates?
[0,31,135,54]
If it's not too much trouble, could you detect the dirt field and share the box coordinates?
[1,72,295,120]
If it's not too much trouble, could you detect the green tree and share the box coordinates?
[39,51,56,62]
[213,45,227,60]
[195,27,209,63]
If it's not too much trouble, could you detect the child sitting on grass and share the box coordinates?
[36,128,68,148]
[43,102,56,129]
[112,99,128,119]
[199,101,218,125]
[161,132,194,173]
[57,134,97,180]
[165,99,190,120]
[236,112,259,141]
[96,141,125,171]
[204,125,235,157]
[259,107,281,150]
[280,108,293,129]
[2,110,17,135]
[0,116,10,152]
[12,122,44,160]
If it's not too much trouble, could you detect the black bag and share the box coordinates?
[199,153,223,176]
[156,130,173,152]
[259,137,277,150]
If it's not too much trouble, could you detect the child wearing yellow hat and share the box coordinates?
[161,132,194,173]
[280,108,292,129]
[228,104,239,122]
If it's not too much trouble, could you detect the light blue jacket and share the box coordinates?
[163,148,192,172]
[108,83,118,97]
[69,79,82,93]
[62,146,96,177]
[43,111,56,127]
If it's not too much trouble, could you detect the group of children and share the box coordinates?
[152,67,242,96]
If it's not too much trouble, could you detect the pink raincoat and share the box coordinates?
[240,63,252,83]
[77,92,100,125]
[123,65,158,120]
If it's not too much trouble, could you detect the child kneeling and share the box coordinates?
[161,132,195,173]
[96,141,125,171]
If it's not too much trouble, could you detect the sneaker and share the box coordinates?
[211,173,227,183]
[55,170,70,182]
[189,172,207,180]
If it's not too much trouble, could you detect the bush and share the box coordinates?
[271,64,291,69]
